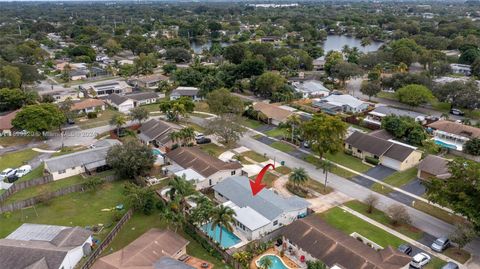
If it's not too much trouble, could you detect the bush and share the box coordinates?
[387,204,411,226]
[285,182,309,198]
[365,156,380,165]
[82,177,105,191]
[87,112,98,119]
[111,211,124,222]
[37,192,53,206]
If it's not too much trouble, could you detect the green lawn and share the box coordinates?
[303,155,357,179]
[425,257,447,269]
[0,149,40,171]
[77,109,123,130]
[275,166,292,175]
[185,122,206,133]
[194,101,210,113]
[412,200,466,225]
[344,200,424,240]
[0,136,37,148]
[265,128,287,138]
[198,143,226,157]
[242,118,264,129]
[444,247,471,264]
[140,102,161,113]
[192,112,212,119]
[304,179,333,195]
[241,150,268,163]
[270,141,296,153]
[324,151,371,173]
[377,91,397,100]
[2,175,85,204]
[370,183,395,195]
[318,207,406,248]
[16,164,44,183]
[0,180,126,239]
[370,168,417,195]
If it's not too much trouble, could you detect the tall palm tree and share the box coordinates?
[210,204,236,247]
[180,127,195,145]
[289,167,309,187]
[319,160,333,191]
[286,114,302,144]
[190,195,214,226]
[170,131,181,145]
[341,45,350,54]
[167,176,195,214]
[258,257,273,269]
[109,114,126,137]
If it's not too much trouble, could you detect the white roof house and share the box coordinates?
[223,201,270,232]
[314,94,369,114]
[292,80,330,98]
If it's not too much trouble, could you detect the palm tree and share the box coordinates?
[361,37,372,48]
[285,114,302,144]
[180,127,195,145]
[167,176,195,214]
[170,131,181,145]
[109,114,126,137]
[190,195,214,226]
[341,45,350,54]
[210,204,236,247]
[319,160,333,191]
[289,167,309,188]
[396,62,408,73]
[258,257,273,269]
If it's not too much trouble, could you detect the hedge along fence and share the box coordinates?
[0,175,54,203]
[0,174,116,214]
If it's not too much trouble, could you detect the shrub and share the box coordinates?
[364,194,379,214]
[387,204,411,226]
[111,211,124,222]
[365,156,380,165]
[82,177,105,191]
[87,112,98,119]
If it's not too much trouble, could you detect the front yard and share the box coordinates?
[76,109,123,130]
[370,168,417,195]
[198,143,227,157]
[270,141,296,153]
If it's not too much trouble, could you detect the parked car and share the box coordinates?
[195,133,205,140]
[67,118,76,124]
[450,108,465,116]
[6,173,19,183]
[196,137,211,144]
[15,165,32,177]
[441,262,459,269]
[410,253,431,268]
[398,244,413,256]
[0,168,16,180]
[431,237,450,252]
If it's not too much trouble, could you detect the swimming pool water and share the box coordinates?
[257,255,289,269]
[201,223,241,249]
[434,140,458,150]
[152,148,162,156]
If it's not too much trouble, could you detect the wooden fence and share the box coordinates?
[0,175,53,203]
[81,209,134,269]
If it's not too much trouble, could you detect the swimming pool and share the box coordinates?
[255,254,290,269]
[201,223,241,249]
[152,148,162,156]
[434,139,458,150]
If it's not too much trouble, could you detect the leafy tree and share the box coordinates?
[432,81,480,110]
[159,97,194,122]
[0,66,22,88]
[129,106,149,124]
[165,48,192,63]
[324,51,343,76]
[364,194,379,214]
[406,125,427,146]
[206,114,246,145]
[206,88,244,115]
[235,59,266,78]
[254,72,286,98]
[382,115,426,145]
[396,84,434,107]
[189,196,214,227]
[0,88,38,112]
[167,176,196,214]
[199,75,223,96]
[133,53,157,75]
[450,222,476,248]
[471,58,480,77]
[459,48,480,65]
[425,159,480,231]
[67,45,96,62]
[162,63,177,75]
[368,70,381,81]
[223,43,247,64]
[301,113,347,161]
[172,68,203,86]
[387,204,411,226]
[58,98,75,121]
[210,204,236,249]
[170,127,195,146]
[464,138,480,156]
[106,139,155,180]
[12,103,66,136]
[307,261,328,269]
[289,168,308,187]
[381,72,432,91]
[109,114,126,136]
[124,183,156,215]
[360,81,381,100]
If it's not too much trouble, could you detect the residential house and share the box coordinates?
[313,94,369,114]
[69,69,88,81]
[103,94,135,113]
[363,106,427,128]
[164,147,243,189]
[213,176,310,241]
[138,119,182,151]
[312,56,325,70]
[0,223,93,269]
[170,86,201,101]
[345,131,422,171]
[131,74,169,89]
[292,80,330,98]
[281,216,411,269]
[44,139,121,180]
[0,110,19,136]
[46,89,82,103]
[81,81,132,98]
[417,155,451,181]
[125,91,162,106]
[450,63,471,76]
[252,102,294,126]
[427,120,480,151]
[70,98,105,114]
[93,229,192,269]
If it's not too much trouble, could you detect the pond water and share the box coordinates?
[323,35,384,53]
[190,41,230,54]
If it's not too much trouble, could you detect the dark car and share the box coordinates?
[441,262,459,269]
[431,237,450,252]
[67,118,76,125]
[450,108,464,116]
[196,137,211,144]
[398,244,413,256]
[6,173,19,183]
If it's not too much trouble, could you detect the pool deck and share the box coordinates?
[249,248,299,269]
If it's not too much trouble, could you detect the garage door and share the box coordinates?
[381,157,401,171]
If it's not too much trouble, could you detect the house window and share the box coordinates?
[273,220,278,226]
[58,170,66,174]
[209,179,212,186]
[231,170,236,175]
[348,145,352,150]
[357,149,362,153]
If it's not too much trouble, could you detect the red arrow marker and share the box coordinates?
[249,163,275,196]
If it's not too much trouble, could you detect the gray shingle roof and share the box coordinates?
[138,119,181,144]
[125,91,159,101]
[104,93,130,106]
[171,87,199,97]
[418,155,451,178]
[371,106,426,119]
[213,176,310,220]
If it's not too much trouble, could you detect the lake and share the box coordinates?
[323,35,384,53]
[190,41,230,54]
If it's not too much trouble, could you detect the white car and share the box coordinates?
[0,168,16,180]
[410,253,431,268]
[195,133,205,140]
[15,165,32,177]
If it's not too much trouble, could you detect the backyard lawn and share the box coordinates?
[270,141,296,153]
[344,200,424,240]
[0,180,126,239]
[77,109,123,130]
[194,101,210,113]
[0,149,40,171]
[318,207,406,248]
